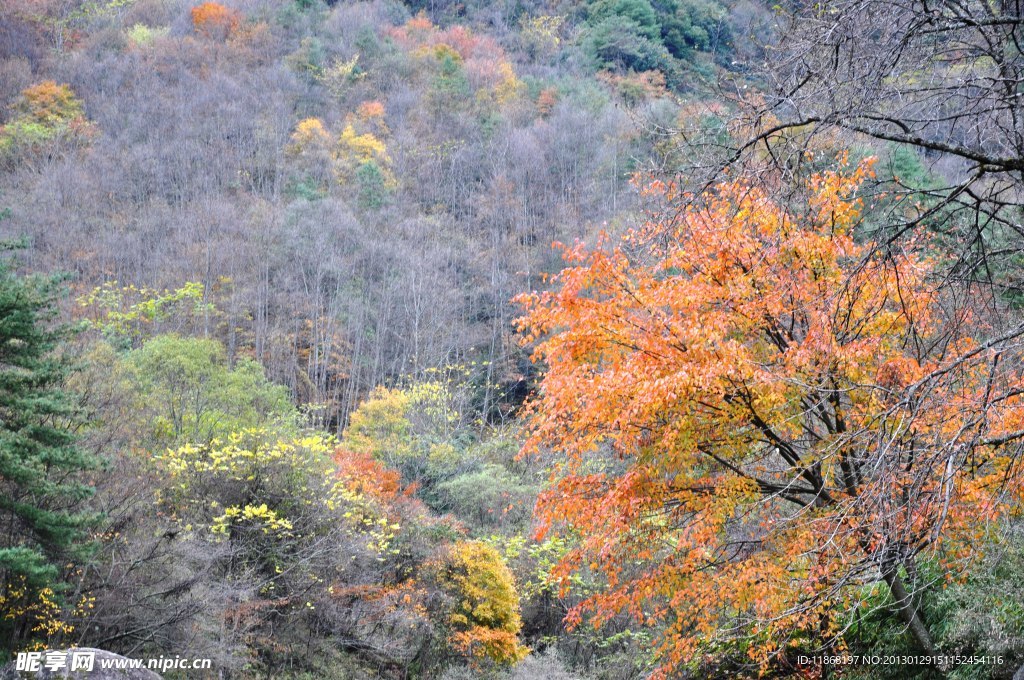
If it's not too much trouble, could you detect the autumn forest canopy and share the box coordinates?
[1,0,1023,678]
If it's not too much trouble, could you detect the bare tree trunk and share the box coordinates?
[881,565,937,658]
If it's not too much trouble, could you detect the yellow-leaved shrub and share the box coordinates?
[434,540,528,666]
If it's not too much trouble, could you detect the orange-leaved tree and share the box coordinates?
[0,81,95,168]
[190,2,240,40]
[516,158,1024,676]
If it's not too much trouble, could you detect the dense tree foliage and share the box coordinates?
[518,159,1024,676]
[434,540,528,667]
[0,81,94,169]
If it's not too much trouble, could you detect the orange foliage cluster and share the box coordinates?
[452,626,527,668]
[536,88,559,117]
[597,69,667,105]
[1,81,96,166]
[390,14,496,61]
[333,448,402,503]
[190,2,241,40]
[352,100,389,136]
[357,100,386,121]
[517,158,1024,676]
[15,81,85,124]
[328,580,430,618]
[388,13,518,94]
[325,451,530,668]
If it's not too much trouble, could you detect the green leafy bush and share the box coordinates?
[125,335,296,445]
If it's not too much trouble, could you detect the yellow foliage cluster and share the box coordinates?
[519,14,564,56]
[335,123,392,183]
[158,428,400,556]
[292,117,330,144]
[342,382,458,465]
[337,123,389,166]
[211,503,294,537]
[288,112,396,190]
[158,429,332,478]
[288,117,332,153]
[286,117,334,190]
[436,541,528,666]
[318,55,365,98]
[427,43,462,64]
[490,62,526,106]
[0,580,75,650]
[342,386,414,461]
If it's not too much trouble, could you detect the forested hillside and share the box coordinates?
[1,0,1023,678]
[0,0,753,429]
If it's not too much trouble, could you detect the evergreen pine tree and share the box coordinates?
[0,241,97,652]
